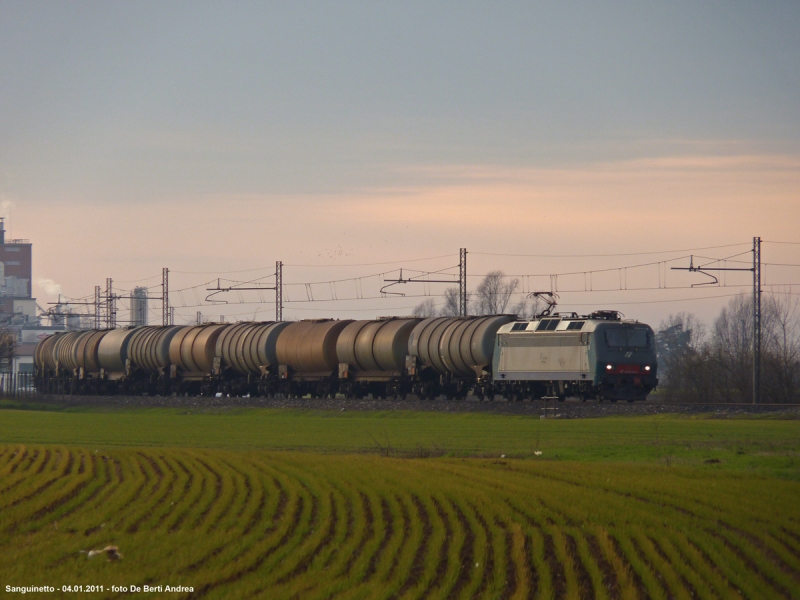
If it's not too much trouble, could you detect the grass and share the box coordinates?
[1,402,799,598]
[0,401,798,475]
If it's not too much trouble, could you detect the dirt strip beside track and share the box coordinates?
[12,395,800,419]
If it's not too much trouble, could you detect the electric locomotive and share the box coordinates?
[492,310,657,401]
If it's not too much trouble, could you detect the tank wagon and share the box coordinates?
[34,311,657,401]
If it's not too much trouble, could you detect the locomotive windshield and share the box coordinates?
[604,326,650,348]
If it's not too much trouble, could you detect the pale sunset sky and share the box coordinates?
[1,2,799,326]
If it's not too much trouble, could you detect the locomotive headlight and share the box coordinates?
[606,364,613,370]
[645,365,651,371]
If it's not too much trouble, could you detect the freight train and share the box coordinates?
[34,311,658,401]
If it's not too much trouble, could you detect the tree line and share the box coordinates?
[655,292,800,403]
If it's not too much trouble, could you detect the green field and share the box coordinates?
[1,403,799,599]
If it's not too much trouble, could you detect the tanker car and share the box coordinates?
[34,311,657,401]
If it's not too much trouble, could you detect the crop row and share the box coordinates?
[1,444,798,599]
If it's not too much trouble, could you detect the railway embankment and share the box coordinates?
[13,394,800,418]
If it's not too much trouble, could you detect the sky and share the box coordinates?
[1,1,799,327]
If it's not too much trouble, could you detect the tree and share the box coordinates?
[411,298,438,318]
[711,295,754,404]
[472,271,519,315]
[762,291,800,404]
[0,327,15,374]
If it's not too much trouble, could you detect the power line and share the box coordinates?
[471,242,751,258]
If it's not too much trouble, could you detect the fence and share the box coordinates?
[0,372,38,399]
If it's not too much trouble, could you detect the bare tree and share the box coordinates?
[655,313,713,402]
[472,271,519,315]
[411,298,438,318]
[711,295,754,403]
[439,288,460,317]
[439,287,473,317]
[0,327,15,374]
[762,291,800,403]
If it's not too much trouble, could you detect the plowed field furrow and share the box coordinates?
[543,530,567,600]
[168,458,205,532]
[448,499,478,600]
[58,452,113,520]
[179,455,216,530]
[565,532,595,600]
[505,501,552,599]
[522,534,537,600]
[227,462,254,533]
[424,496,452,597]
[470,501,496,599]
[274,490,339,585]
[718,521,800,583]
[2,448,75,518]
[496,517,518,600]
[6,449,29,474]
[365,495,396,580]
[608,534,649,600]
[627,534,671,600]
[638,535,691,600]
[194,493,306,598]
[110,454,151,531]
[395,494,434,598]
[648,535,704,600]
[585,533,621,600]
[384,493,413,584]
[32,449,47,474]
[326,484,355,570]
[179,467,282,575]
[202,469,303,579]
[125,453,170,533]
[110,453,156,530]
[339,491,374,577]
[23,450,41,475]
[707,528,793,599]
[503,467,706,524]
[682,535,739,600]
[206,456,239,532]
[82,457,137,536]
[191,457,225,529]
[0,451,43,496]
[28,452,97,523]
[150,456,180,530]
[770,530,800,569]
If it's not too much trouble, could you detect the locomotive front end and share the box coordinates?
[592,321,658,401]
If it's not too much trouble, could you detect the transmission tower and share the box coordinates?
[162,268,170,326]
[459,248,468,317]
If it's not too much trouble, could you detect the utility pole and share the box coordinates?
[753,236,762,405]
[276,261,283,321]
[459,248,468,317]
[106,278,116,329]
[162,268,169,326]
[205,262,283,321]
[170,307,174,326]
[672,236,762,404]
[196,311,202,325]
[94,286,101,329]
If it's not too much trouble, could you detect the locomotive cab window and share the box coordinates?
[510,323,528,331]
[627,328,649,347]
[605,326,650,348]
[565,321,584,330]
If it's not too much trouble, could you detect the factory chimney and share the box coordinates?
[0,218,5,244]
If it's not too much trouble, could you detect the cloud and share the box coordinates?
[35,278,63,297]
